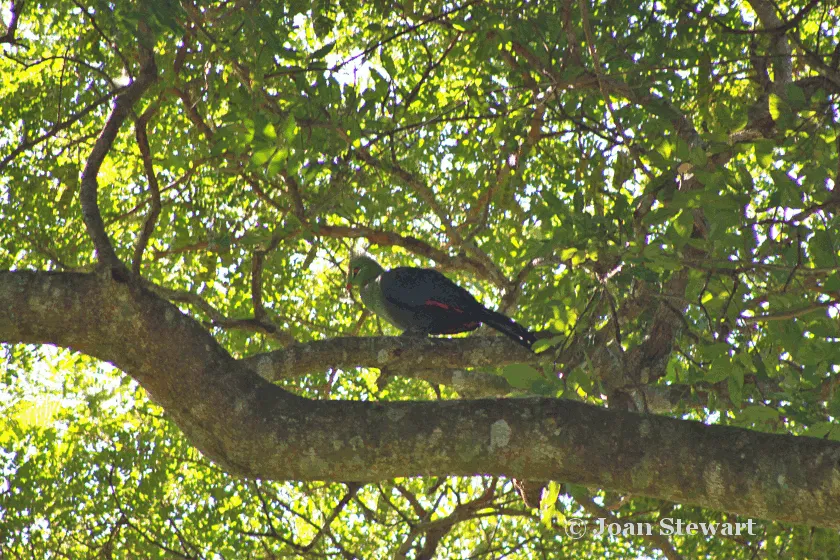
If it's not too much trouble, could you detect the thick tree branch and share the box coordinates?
[748,0,794,89]
[241,336,532,387]
[3,270,840,528]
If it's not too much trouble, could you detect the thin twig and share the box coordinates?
[740,301,837,324]
[80,24,157,269]
[0,0,24,44]
[0,90,116,172]
[132,106,162,274]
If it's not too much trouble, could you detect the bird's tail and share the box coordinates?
[480,309,537,350]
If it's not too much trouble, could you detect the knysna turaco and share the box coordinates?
[346,255,536,350]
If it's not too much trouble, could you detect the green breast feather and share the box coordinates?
[360,276,397,328]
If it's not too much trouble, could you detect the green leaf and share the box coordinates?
[811,230,837,268]
[282,115,298,142]
[251,146,276,166]
[539,481,563,528]
[728,367,744,408]
[309,41,335,60]
[769,94,795,129]
[739,405,780,423]
[784,83,807,111]
[824,272,840,292]
[641,206,680,227]
[695,342,731,361]
[502,364,543,389]
[689,145,708,167]
[803,421,836,439]
[532,336,563,353]
[753,139,776,167]
[672,209,694,239]
[9,399,63,430]
[770,169,801,206]
[706,355,732,383]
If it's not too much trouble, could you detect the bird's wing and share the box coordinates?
[381,267,480,313]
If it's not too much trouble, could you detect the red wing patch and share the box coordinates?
[425,299,464,313]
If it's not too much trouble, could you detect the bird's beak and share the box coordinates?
[346,283,352,292]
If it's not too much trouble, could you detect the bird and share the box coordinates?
[346,255,536,350]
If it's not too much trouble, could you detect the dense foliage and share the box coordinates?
[2,0,840,557]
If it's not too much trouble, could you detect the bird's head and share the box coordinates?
[346,255,384,291]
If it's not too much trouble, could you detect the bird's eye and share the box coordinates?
[352,267,360,276]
